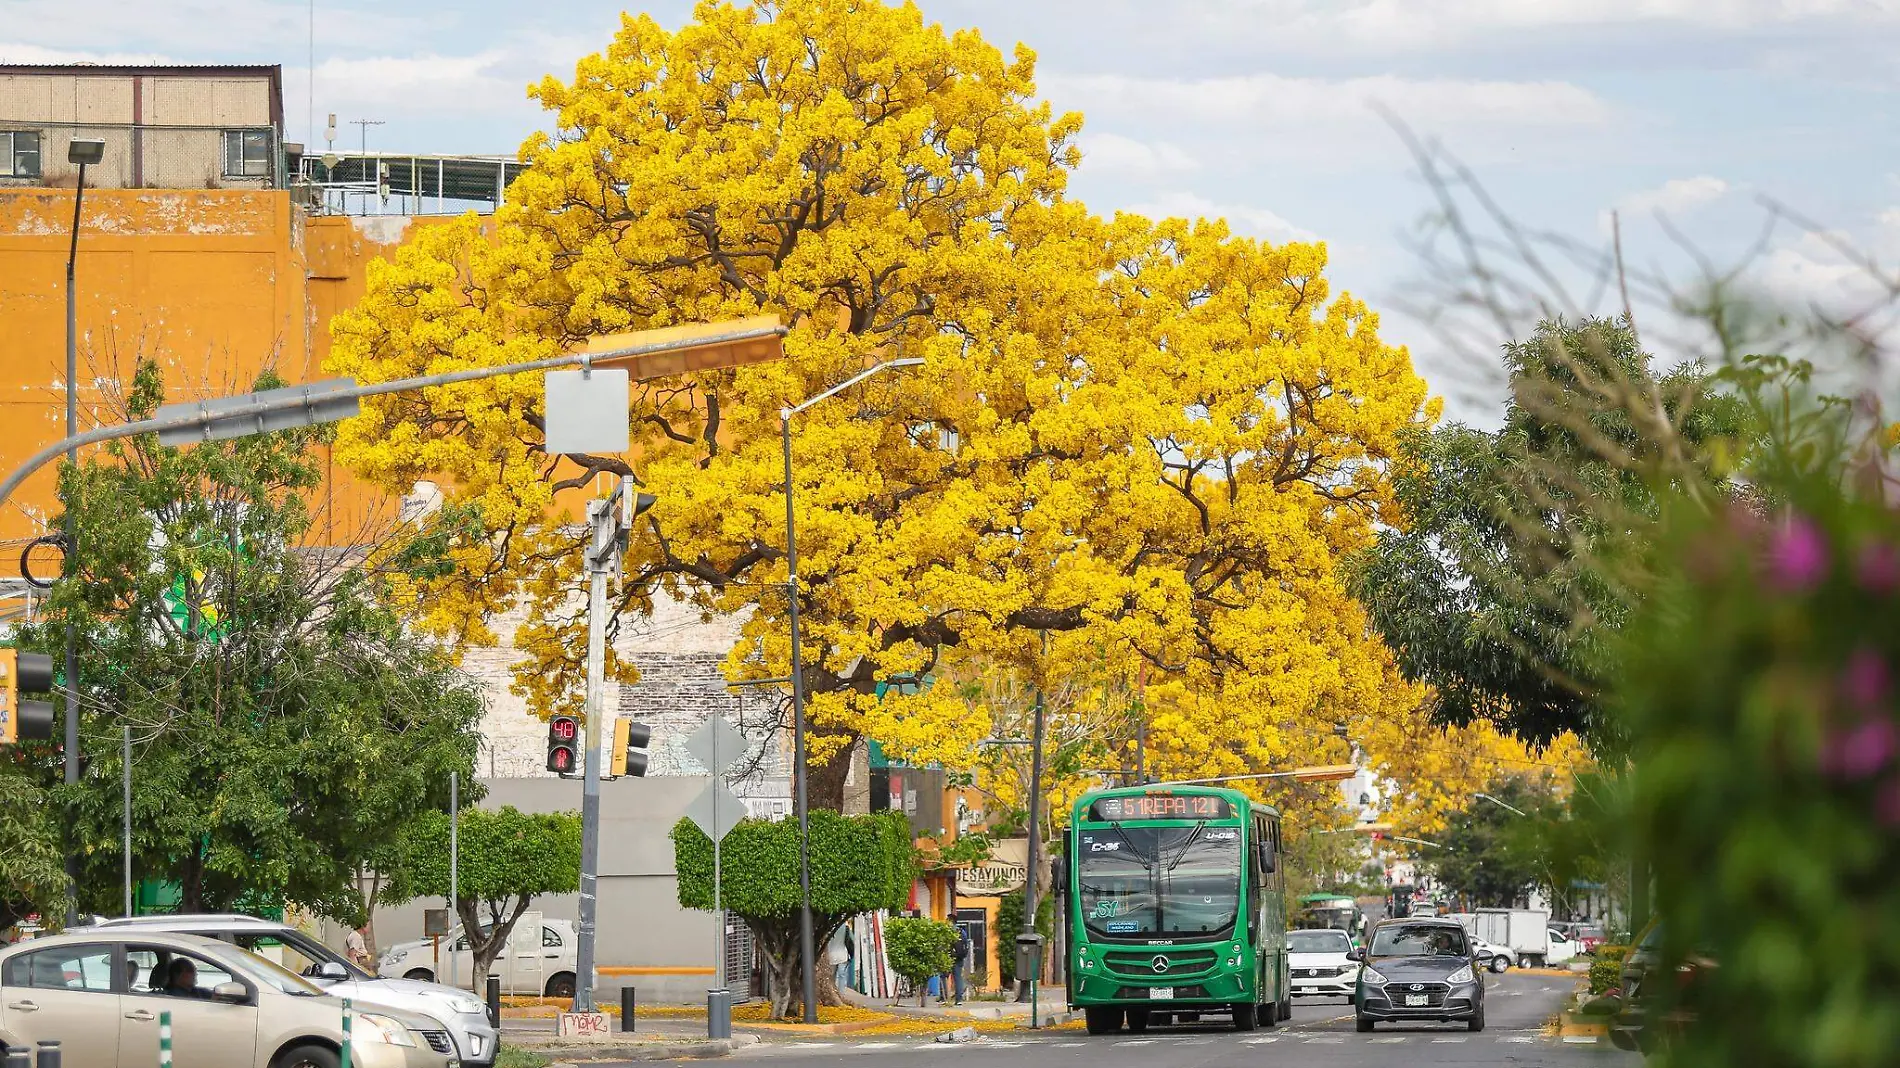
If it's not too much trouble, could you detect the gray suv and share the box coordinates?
[92,915,498,1067]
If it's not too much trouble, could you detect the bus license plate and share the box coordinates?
[1405,994,1429,1006]
[1151,987,1175,1000]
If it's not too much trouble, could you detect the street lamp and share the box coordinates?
[1475,792,1529,818]
[780,356,923,1023]
[61,137,105,922]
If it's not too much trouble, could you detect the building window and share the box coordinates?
[0,131,42,179]
[221,129,273,178]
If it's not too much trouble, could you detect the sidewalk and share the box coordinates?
[841,986,1078,1027]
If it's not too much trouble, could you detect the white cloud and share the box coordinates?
[1046,71,1610,134]
[1196,0,1900,52]
[1599,175,1732,232]
[1126,191,1317,243]
[0,43,173,64]
[309,53,535,121]
[1079,133,1200,181]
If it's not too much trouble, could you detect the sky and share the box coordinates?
[5,0,1898,418]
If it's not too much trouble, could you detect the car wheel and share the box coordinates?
[1126,1008,1150,1032]
[1356,1015,1375,1033]
[403,968,435,982]
[545,971,577,999]
[1468,1004,1486,1033]
[1084,1006,1124,1035]
[1489,955,1510,974]
[271,1044,341,1068]
[1231,1002,1257,1032]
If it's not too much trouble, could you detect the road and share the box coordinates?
[592,971,1630,1068]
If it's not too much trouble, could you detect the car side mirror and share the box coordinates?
[1475,949,1496,963]
[210,982,250,1005]
[1347,948,1364,961]
[1052,854,1068,896]
[315,961,348,981]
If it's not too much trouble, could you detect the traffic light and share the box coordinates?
[0,649,57,746]
[610,717,652,778]
[546,714,580,776]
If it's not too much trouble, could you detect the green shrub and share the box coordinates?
[885,918,958,1005]
[1588,946,1629,995]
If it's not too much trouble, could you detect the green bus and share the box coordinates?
[1059,785,1290,1034]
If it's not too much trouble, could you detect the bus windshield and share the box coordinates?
[1076,824,1242,939]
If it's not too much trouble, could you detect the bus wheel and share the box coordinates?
[1084,1007,1124,1035]
[1260,999,1276,1027]
[1126,1008,1151,1033]
[1231,1003,1257,1032]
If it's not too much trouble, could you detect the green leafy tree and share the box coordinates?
[0,767,64,932]
[14,358,483,919]
[884,917,957,1006]
[397,806,582,994]
[1352,316,1749,750]
[1429,776,1554,908]
[673,810,914,1018]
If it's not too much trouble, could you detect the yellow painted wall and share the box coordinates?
[0,188,430,566]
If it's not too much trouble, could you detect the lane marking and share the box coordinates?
[792,1043,835,1049]
[1500,1036,1535,1043]
[1563,1035,1600,1044]
[1112,1039,1155,1047]
[1051,1042,1087,1048]
[1431,1036,1468,1043]
[1239,1036,1280,1044]
[854,1043,899,1050]
[1370,1036,1407,1043]
[1304,1036,1344,1044]
[985,1042,1024,1049]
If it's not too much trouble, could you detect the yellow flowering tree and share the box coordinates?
[328,0,1434,809]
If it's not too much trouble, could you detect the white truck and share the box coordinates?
[1471,908,1553,967]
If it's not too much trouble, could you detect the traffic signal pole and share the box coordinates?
[574,491,614,1014]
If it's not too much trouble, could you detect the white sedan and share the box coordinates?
[1472,936,1516,972]
[1288,928,1362,1000]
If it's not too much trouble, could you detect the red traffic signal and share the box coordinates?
[546,714,580,776]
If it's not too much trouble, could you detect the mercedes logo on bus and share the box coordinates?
[1152,957,1169,973]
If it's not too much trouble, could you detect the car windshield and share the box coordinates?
[1370,924,1469,958]
[1077,824,1242,938]
[1287,929,1354,954]
[234,931,370,982]
[234,948,327,997]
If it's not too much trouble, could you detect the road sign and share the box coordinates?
[683,715,747,776]
[685,779,745,844]
[543,368,631,455]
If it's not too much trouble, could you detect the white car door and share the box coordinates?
[505,912,545,995]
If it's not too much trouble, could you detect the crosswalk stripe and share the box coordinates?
[1563,1035,1600,1044]
[1370,1036,1406,1043]
[854,1042,899,1049]
[792,1043,835,1049]
[986,1042,1024,1049]
[1112,1039,1155,1047]
[1239,1036,1280,1044]
[1501,1036,1536,1043]
[1304,1036,1344,1044]
[1431,1036,1468,1043]
[1052,1042,1088,1047]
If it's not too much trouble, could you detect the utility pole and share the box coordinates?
[63,138,104,924]
[574,477,653,1014]
[1019,630,1047,1018]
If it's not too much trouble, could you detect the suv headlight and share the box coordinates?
[1360,967,1389,985]
[355,1013,418,1047]
[1447,965,1475,984]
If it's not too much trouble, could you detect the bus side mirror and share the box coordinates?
[1258,843,1276,874]
[1052,854,1068,895]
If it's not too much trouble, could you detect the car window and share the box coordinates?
[233,932,366,981]
[543,926,563,948]
[1287,929,1353,953]
[126,945,238,998]
[1,945,116,992]
[1370,925,1469,957]
[239,949,326,997]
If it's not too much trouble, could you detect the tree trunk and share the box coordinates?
[809,744,853,813]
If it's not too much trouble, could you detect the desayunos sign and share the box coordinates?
[958,838,1029,896]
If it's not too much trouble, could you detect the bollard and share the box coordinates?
[159,1010,173,1068]
[4,1046,29,1068]
[32,1041,58,1068]
[340,997,353,1068]
[707,988,732,1041]
[620,986,637,1033]
[485,974,502,1028]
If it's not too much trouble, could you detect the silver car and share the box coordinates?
[0,930,452,1068]
[93,915,497,1066]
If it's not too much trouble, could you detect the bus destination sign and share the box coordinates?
[1090,795,1231,821]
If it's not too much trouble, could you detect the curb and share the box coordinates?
[525,1034,759,1062]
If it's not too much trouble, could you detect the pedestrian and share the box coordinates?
[345,924,375,974]
[952,927,970,1006]
[828,925,851,993]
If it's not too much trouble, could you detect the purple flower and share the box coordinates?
[1841,648,1892,709]
[1819,716,1899,781]
[1766,514,1829,591]
[1856,542,1900,595]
